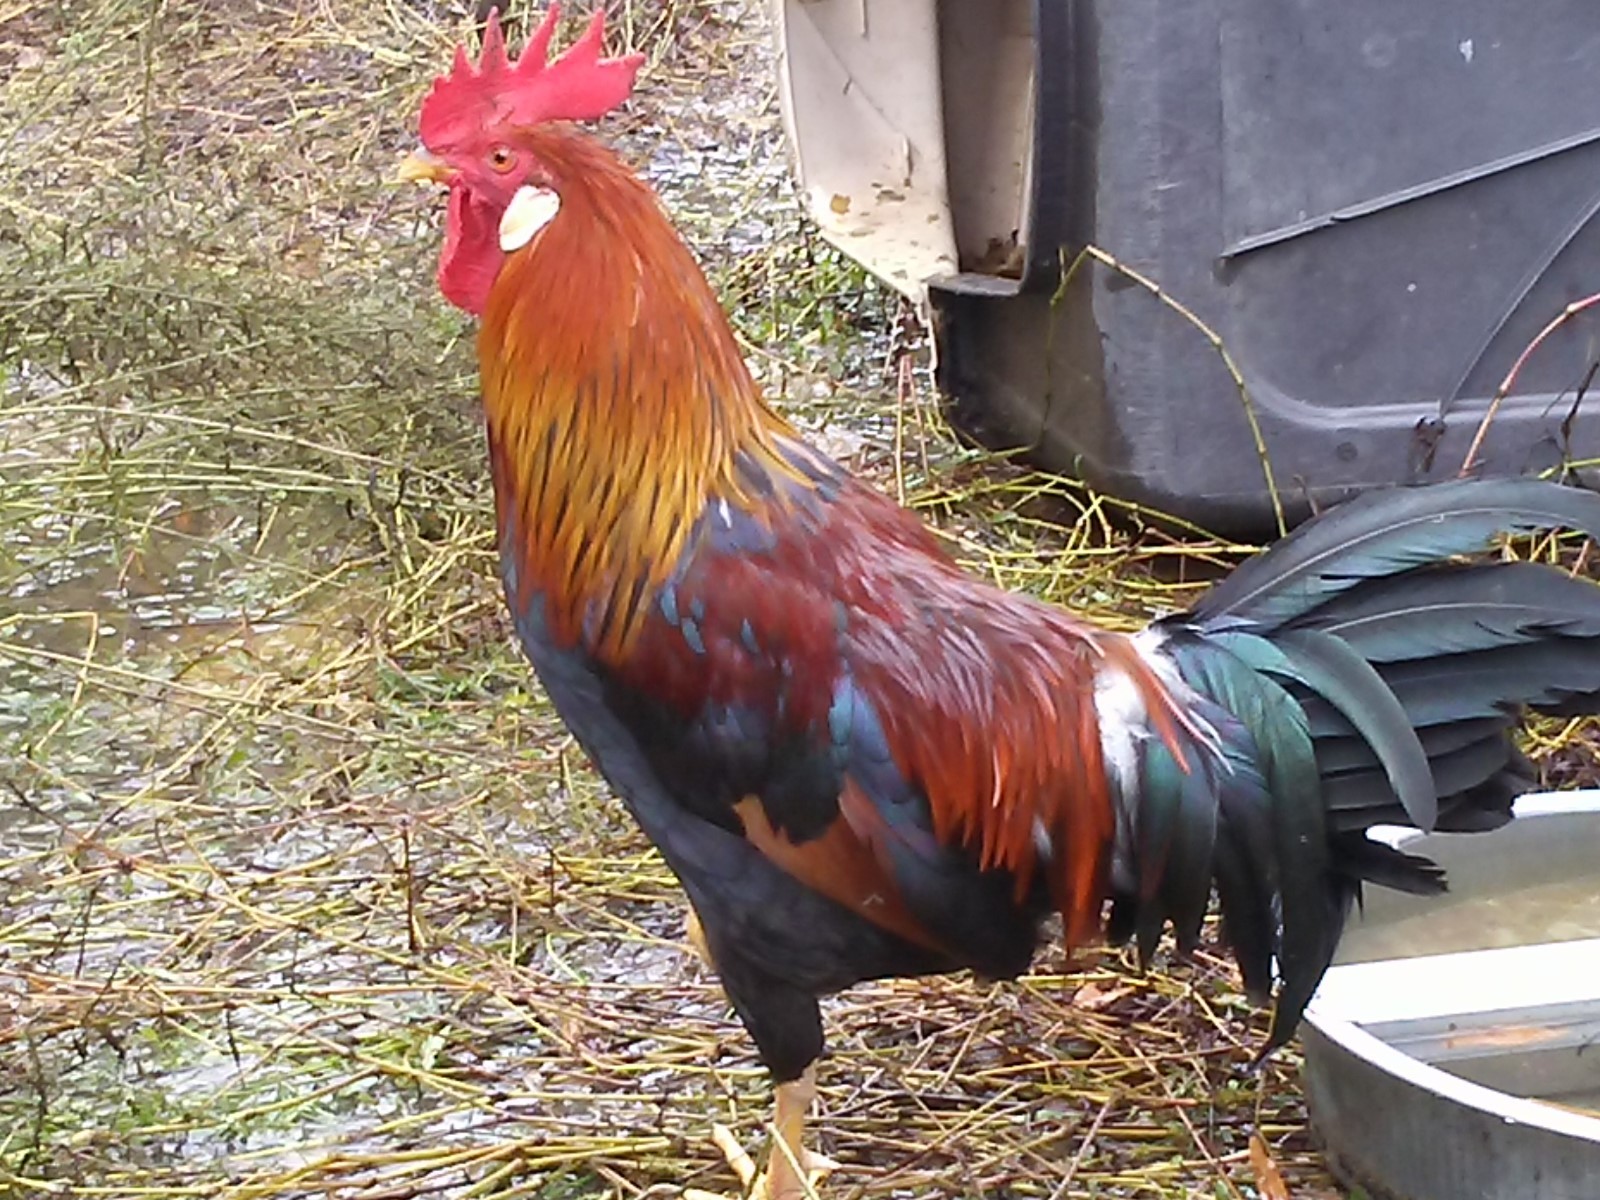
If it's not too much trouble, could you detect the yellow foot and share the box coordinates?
[684,1067,834,1200]
[690,1122,834,1200]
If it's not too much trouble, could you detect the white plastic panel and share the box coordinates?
[773,0,960,297]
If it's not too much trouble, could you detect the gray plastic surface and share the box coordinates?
[932,0,1600,535]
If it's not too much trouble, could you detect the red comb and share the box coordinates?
[418,5,645,148]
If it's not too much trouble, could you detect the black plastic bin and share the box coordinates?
[775,0,1600,536]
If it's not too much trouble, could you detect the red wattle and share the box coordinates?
[437,183,504,316]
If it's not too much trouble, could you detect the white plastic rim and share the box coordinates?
[1305,789,1600,1143]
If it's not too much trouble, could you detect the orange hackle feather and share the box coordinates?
[480,128,802,658]
[450,8,1196,952]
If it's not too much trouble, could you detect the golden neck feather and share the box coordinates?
[477,127,798,656]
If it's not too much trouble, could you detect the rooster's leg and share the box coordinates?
[760,1064,821,1200]
[687,1065,834,1200]
[685,905,713,968]
[681,913,830,1197]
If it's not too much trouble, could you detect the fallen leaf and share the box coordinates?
[1250,1132,1291,1200]
[1072,981,1134,1011]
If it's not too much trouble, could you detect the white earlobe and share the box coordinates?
[500,186,561,252]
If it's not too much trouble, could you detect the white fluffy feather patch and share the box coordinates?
[1094,627,1227,893]
[1094,649,1152,804]
[499,185,561,252]
[1094,628,1170,892]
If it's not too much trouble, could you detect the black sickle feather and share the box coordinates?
[1300,561,1600,662]
[1315,716,1509,774]
[1320,731,1515,815]
[1195,478,1600,628]
[1133,477,1600,1051]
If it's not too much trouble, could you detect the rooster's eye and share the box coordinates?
[488,146,516,173]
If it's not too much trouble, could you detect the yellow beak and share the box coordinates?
[398,146,452,185]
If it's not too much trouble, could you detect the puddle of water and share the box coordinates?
[1350,876,1600,962]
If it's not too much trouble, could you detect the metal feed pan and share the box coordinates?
[1303,793,1600,1200]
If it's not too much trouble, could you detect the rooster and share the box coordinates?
[398,9,1600,1197]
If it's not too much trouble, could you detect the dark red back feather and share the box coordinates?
[610,466,1182,946]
